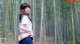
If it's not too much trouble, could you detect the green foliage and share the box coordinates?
[0,0,80,44]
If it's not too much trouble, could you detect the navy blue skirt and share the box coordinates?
[19,36,33,44]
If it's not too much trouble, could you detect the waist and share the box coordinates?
[20,32,31,37]
[19,35,33,43]
[18,33,31,41]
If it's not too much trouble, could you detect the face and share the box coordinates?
[24,7,31,15]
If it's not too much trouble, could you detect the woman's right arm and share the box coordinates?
[20,24,32,32]
[20,16,32,32]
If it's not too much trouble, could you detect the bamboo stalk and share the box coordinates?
[71,3,76,44]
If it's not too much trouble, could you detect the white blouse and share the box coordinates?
[20,15,32,32]
[18,15,33,41]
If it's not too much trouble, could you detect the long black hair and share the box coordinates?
[19,3,31,22]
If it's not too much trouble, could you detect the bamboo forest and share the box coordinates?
[0,0,80,44]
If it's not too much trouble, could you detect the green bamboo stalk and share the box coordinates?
[74,2,79,44]
[71,3,75,44]
[13,0,18,44]
[32,0,36,44]
[1,0,8,38]
[53,0,57,44]
[40,0,45,44]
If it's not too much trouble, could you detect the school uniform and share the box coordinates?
[18,13,33,44]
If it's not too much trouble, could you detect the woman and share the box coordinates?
[18,3,33,44]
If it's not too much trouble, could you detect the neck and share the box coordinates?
[22,12,29,16]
